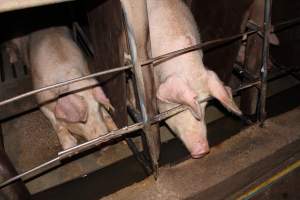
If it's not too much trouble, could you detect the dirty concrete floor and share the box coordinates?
[31,82,300,200]
[102,106,300,200]
[251,168,300,200]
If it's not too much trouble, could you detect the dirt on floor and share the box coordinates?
[102,106,300,200]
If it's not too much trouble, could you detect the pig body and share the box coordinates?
[27,26,116,149]
[148,0,241,158]
[123,0,242,158]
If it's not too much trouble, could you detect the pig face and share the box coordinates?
[157,70,242,158]
[55,86,116,141]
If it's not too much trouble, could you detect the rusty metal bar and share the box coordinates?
[259,0,272,124]
[0,0,75,13]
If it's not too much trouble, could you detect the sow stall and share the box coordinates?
[0,0,299,199]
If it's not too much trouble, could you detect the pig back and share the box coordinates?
[28,26,90,88]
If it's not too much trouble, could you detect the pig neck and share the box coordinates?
[148,0,208,96]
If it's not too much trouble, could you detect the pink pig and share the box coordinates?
[119,0,242,158]
[147,0,242,158]
[27,26,116,149]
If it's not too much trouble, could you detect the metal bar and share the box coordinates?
[259,0,272,125]
[233,63,259,81]
[124,138,152,175]
[121,5,148,123]
[142,0,160,178]
[121,0,157,176]
[141,30,258,67]
[0,29,257,108]
[73,22,95,57]
[127,106,152,175]
[273,17,300,33]
[0,81,260,188]
[0,65,132,107]
[0,0,75,13]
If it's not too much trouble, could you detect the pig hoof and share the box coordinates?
[61,137,78,150]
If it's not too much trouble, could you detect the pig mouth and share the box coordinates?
[191,150,209,159]
[189,141,210,159]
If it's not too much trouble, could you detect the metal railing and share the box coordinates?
[1,0,300,190]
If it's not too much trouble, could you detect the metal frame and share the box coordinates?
[258,0,272,124]
[0,0,300,190]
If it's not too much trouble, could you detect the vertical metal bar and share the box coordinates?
[120,0,160,178]
[120,0,154,173]
[122,7,148,122]
[259,0,272,125]
[143,0,160,178]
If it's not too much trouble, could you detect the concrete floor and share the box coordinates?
[102,106,300,200]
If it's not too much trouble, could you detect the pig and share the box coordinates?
[26,26,116,150]
[121,0,242,158]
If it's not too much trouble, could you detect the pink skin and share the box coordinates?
[25,26,116,150]
[147,0,242,158]
[120,0,242,158]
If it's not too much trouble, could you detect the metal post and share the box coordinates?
[120,0,160,178]
[259,0,272,125]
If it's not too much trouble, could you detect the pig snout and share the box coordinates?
[190,138,209,159]
[179,126,210,159]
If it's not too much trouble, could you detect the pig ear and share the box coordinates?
[157,76,203,120]
[92,87,115,112]
[206,70,242,116]
[269,33,280,45]
[55,94,88,123]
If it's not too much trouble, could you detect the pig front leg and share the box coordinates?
[40,107,77,150]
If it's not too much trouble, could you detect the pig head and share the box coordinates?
[26,26,116,150]
[146,0,242,158]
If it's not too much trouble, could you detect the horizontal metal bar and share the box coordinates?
[234,63,259,81]
[141,29,258,67]
[0,80,260,189]
[0,29,258,108]
[0,65,132,107]
[273,17,300,33]
[0,157,61,189]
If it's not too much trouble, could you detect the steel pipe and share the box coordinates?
[0,65,132,107]
[259,0,272,124]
